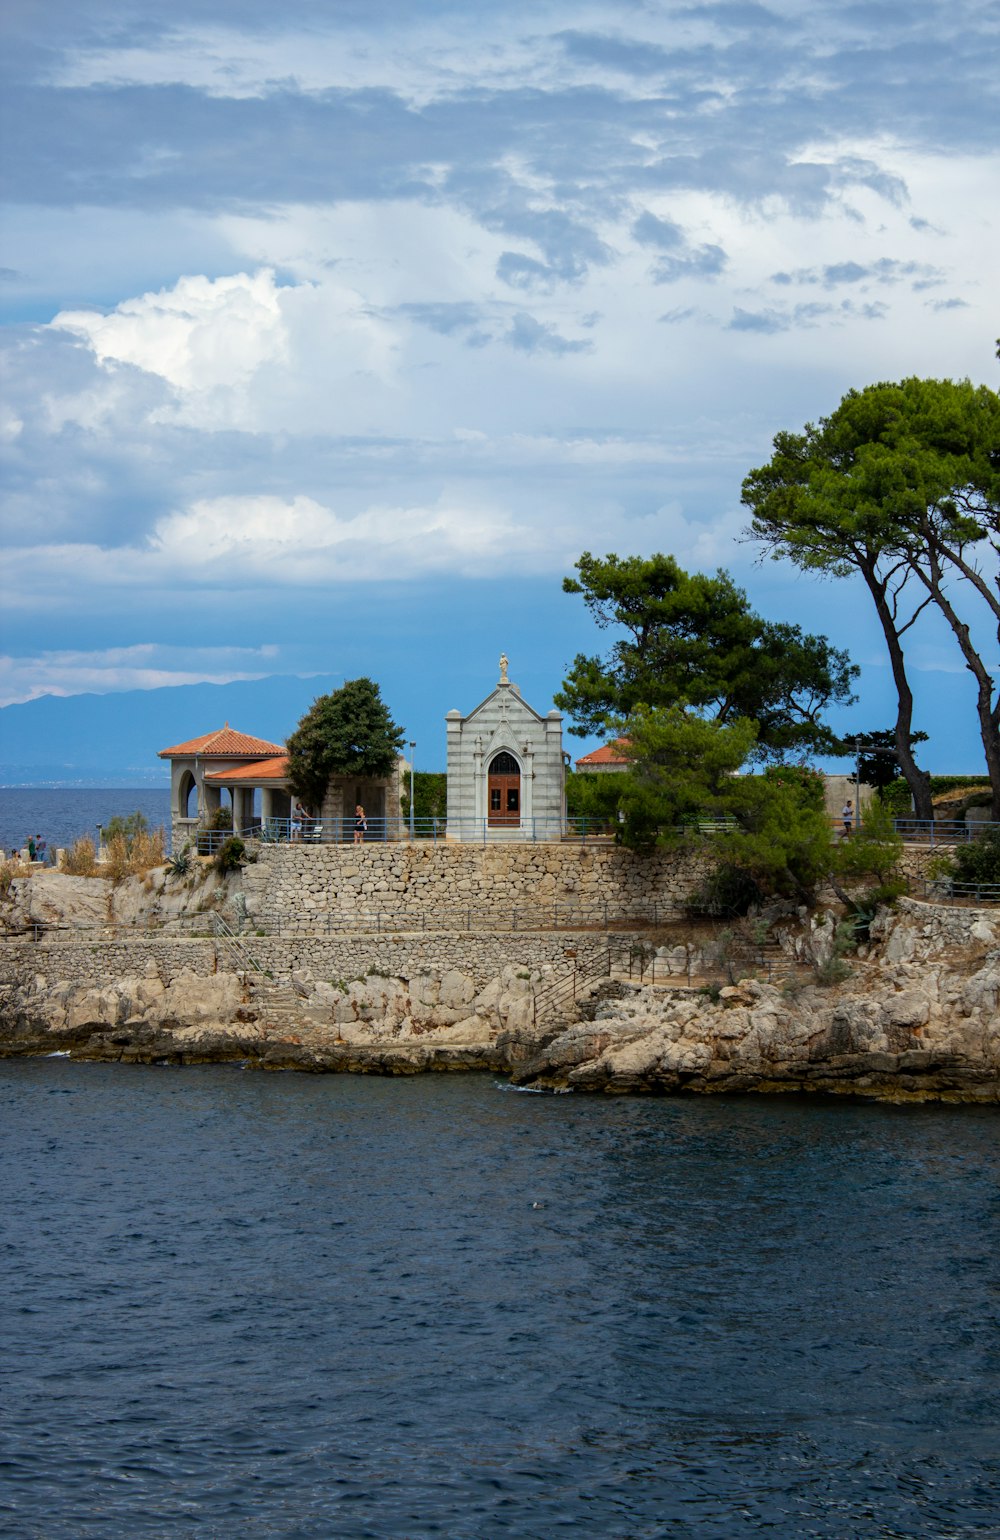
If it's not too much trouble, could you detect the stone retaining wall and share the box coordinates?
[0,929,617,996]
[241,841,714,931]
[0,938,218,992]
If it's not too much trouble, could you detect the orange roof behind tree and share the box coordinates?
[157,724,286,760]
[204,755,290,784]
[574,739,631,767]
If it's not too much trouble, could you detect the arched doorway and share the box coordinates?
[488,751,520,827]
[178,769,197,819]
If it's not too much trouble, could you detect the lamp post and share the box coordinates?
[844,738,901,830]
[408,741,416,839]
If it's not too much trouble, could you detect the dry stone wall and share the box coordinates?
[241,841,714,932]
[0,937,217,992]
[249,932,612,988]
[0,930,613,997]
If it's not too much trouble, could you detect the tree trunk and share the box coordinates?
[861,561,935,821]
[910,550,1000,821]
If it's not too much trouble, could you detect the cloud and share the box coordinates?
[632,208,727,282]
[51,269,288,392]
[398,298,590,355]
[727,297,888,333]
[43,266,397,433]
[770,257,945,289]
[504,312,591,355]
[0,643,279,707]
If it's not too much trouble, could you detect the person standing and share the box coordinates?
[27,835,36,861]
[354,805,367,845]
[841,800,854,838]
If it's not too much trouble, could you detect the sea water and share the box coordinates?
[2,1063,998,1537]
[0,787,171,859]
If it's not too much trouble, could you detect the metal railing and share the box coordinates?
[189,812,1000,855]
[914,876,1000,906]
[891,818,998,846]
[212,912,271,974]
[1,900,673,942]
[531,950,613,1026]
[192,815,622,851]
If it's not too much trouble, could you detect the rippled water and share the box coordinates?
[0,788,170,859]
[2,1064,999,1538]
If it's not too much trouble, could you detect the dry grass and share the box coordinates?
[0,856,31,895]
[104,828,166,884]
[62,837,99,876]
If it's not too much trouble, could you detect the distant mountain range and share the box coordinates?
[0,675,341,786]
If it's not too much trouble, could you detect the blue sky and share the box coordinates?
[1,0,997,771]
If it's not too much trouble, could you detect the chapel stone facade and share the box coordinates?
[445,655,565,840]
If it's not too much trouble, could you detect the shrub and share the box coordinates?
[104,810,149,850]
[951,828,1000,888]
[835,800,904,888]
[879,780,913,814]
[104,827,166,884]
[167,846,192,877]
[814,921,856,986]
[687,863,763,917]
[213,836,246,873]
[63,837,98,876]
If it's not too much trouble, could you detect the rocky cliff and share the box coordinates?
[1,867,997,1101]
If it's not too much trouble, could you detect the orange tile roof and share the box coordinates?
[575,739,631,767]
[205,755,290,784]
[158,725,286,759]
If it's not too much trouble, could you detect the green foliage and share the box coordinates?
[166,846,192,876]
[104,810,149,850]
[840,727,928,791]
[286,677,405,810]
[213,836,246,873]
[601,705,834,903]
[400,770,447,829]
[207,805,233,831]
[951,828,1000,887]
[610,707,758,849]
[834,799,904,887]
[928,775,991,795]
[761,762,826,808]
[879,780,913,813]
[687,863,763,918]
[815,922,856,986]
[743,376,1000,816]
[712,773,836,903]
[556,551,857,757]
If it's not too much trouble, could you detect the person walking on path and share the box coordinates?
[354,805,367,845]
[841,801,854,838]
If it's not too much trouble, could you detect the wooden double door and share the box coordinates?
[487,751,521,826]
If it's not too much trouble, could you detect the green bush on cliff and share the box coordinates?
[949,828,1000,888]
[213,837,246,873]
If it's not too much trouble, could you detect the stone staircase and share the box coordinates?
[211,914,309,1032]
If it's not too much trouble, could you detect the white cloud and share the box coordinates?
[46,267,396,433]
[0,644,281,707]
[0,490,751,613]
[51,270,287,391]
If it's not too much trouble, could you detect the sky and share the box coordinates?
[1,0,997,773]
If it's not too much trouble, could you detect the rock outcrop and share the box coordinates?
[1,883,998,1102]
